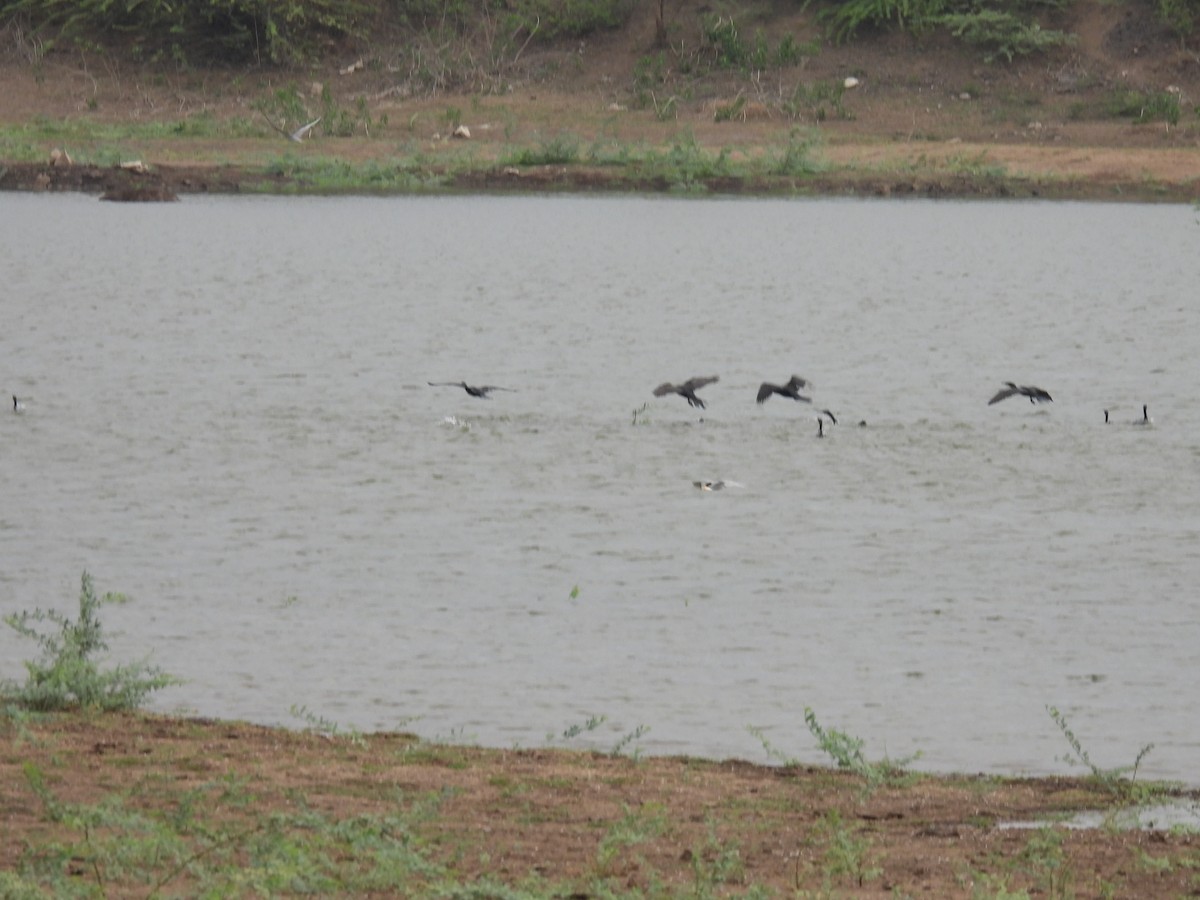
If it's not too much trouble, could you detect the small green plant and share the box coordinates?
[702,15,748,68]
[782,81,849,122]
[713,95,748,122]
[553,713,607,742]
[688,820,747,891]
[1018,825,1072,897]
[745,724,802,766]
[610,724,649,758]
[502,132,580,166]
[1047,705,1156,799]
[770,128,823,176]
[631,402,651,425]
[815,810,882,888]
[594,802,669,875]
[804,707,919,787]
[2,571,178,711]
[290,704,367,746]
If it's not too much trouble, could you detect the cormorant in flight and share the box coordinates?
[653,376,719,409]
[756,375,811,405]
[988,382,1053,405]
[428,382,515,399]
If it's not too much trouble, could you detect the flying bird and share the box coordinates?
[756,375,811,405]
[693,480,726,491]
[12,395,26,413]
[1133,405,1153,426]
[653,376,719,409]
[289,117,322,142]
[428,381,515,399]
[818,409,838,424]
[988,382,1053,405]
[261,112,323,143]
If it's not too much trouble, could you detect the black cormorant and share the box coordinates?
[756,375,811,405]
[988,382,1052,405]
[653,376,719,409]
[428,382,515,399]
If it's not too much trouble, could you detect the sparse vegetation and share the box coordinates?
[1,709,1197,896]
[819,0,1075,60]
[803,706,921,788]
[1048,705,1163,801]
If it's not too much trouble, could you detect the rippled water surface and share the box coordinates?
[3,193,1198,780]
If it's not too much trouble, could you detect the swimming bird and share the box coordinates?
[756,375,811,405]
[653,376,719,409]
[988,382,1053,405]
[428,381,515,399]
[12,395,26,413]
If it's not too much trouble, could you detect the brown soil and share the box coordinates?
[2,0,1200,199]
[2,712,1198,896]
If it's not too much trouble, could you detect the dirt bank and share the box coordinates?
[2,711,1198,896]
[2,0,1199,200]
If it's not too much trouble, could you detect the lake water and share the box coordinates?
[2,192,1198,782]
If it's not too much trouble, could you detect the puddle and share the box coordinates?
[1000,800,1200,832]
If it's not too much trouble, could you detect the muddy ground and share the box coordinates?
[1,711,1199,896]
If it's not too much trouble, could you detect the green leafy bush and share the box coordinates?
[500,0,637,41]
[1157,0,1199,40]
[934,10,1074,62]
[2,572,178,711]
[819,0,1074,61]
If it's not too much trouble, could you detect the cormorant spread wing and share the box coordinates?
[756,374,811,404]
[428,381,514,398]
[988,382,1052,405]
[653,376,719,409]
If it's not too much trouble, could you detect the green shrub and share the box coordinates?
[819,0,1074,61]
[1095,88,1182,125]
[821,0,949,44]
[500,0,637,41]
[2,571,178,711]
[0,0,367,63]
[502,132,581,165]
[933,10,1074,62]
[1157,0,1198,40]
